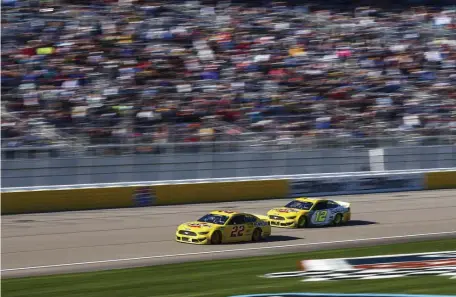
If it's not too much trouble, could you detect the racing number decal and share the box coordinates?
[230,225,245,237]
[315,210,328,223]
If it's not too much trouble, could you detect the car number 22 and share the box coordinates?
[230,225,245,237]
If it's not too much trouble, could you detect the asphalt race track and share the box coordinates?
[2,189,456,278]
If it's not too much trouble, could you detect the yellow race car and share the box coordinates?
[176,210,271,244]
[267,197,351,228]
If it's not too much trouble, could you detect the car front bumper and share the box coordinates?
[175,233,210,244]
[268,219,297,228]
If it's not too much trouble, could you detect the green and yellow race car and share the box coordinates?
[267,197,351,228]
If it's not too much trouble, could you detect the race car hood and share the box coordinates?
[267,207,307,218]
[178,221,215,233]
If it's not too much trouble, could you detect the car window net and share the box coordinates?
[197,214,229,225]
[285,201,313,210]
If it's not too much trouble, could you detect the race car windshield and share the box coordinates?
[197,214,229,225]
[285,201,313,210]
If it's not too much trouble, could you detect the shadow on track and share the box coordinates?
[289,220,377,228]
[342,220,377,227]
[265,235,302,242]
[222,235,301,245]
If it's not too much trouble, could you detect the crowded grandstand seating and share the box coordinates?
[2,0,455,151]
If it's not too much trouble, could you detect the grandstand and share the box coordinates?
[2,0,455,156]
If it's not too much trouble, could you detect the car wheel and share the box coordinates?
[252,228,262,242]
[210,231,222,244]
[297,216,307,228]
[333,214,343,226]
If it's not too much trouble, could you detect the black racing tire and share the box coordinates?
[210,231,222,244]
[297,216,307,228]
[333,213,343,226]
[252,228,262,242]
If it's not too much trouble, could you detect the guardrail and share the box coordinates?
[2,169,455,215]
[2,135,455,159]
[2,168,454,192]
[2,143,455,188]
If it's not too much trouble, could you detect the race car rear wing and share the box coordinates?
[334,200,351,208]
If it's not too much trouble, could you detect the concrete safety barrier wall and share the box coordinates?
[1,169,455,215]
[1,179,289,215]
[2,187,135,215]
[154,180,289,205]
[425,170,456,190]
[288,173,425,197]
[288,169,456,197]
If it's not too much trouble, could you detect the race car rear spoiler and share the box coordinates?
[334,200,351,208]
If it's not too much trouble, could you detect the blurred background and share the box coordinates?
[2,0,456,186]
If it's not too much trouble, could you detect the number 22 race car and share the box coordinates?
[176,210,271,244]
[267,197,351,228]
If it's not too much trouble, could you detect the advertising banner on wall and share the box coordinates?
[289,174,424,197]
[132,186,157,207]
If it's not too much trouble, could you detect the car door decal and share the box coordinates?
[314,210,328,223]
[230,225,245,237]
[311,209,332,225]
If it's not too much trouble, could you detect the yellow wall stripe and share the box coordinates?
[1,180,289,214]
[425,171,456,190]
[154,180,289,205]
[1,187,134,214]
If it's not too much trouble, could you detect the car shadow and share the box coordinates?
[227,235,302,245]
[265,235,302,242]
[291,220,377,228]
[342,220,377,227]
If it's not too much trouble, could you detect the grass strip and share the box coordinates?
[3,239,456,297]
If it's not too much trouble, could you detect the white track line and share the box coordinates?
[2,231,455,272]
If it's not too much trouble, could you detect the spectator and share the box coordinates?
[1,0,455,152]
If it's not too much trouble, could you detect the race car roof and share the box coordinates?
[210,210,239,216]
[294,197,322,203]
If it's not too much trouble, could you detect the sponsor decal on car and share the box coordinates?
[261,251,456,282]
[254,221,268,227]
[187,223,211,228]
[277,208,294,213]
